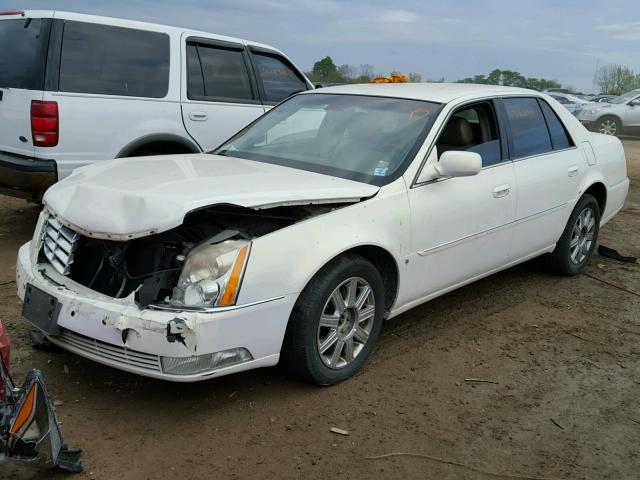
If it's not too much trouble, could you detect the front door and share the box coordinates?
[401,100,517,305]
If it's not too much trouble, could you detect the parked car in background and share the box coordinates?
[0,10,312,201]
[16,84,628,385]
[591,94,618,103]
[0,319,82,471]
[576,89,640,136]
[547,92,596,115]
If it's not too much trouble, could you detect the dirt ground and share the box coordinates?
[1,139,639,480]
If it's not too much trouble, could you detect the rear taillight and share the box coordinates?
[31,100,59,147]
[0,11,25,16]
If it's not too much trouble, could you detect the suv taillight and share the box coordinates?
[31,100,59,147]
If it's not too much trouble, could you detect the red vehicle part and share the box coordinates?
[0,320,9,396]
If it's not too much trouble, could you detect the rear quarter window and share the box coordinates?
[0,18,50,89]
[59,21,170,98]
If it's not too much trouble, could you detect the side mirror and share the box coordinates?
[435,151,482,177]
[628,99,640,107]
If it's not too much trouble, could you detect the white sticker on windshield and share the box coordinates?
[374,167,388,176]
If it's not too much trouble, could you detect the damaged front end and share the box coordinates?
[0,356,82,472]
[45,203,341,310]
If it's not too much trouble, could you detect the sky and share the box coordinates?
[3,0,639,92]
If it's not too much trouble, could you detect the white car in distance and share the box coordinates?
[17,84,629,385]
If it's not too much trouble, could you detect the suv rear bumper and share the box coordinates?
[0,151,57,200]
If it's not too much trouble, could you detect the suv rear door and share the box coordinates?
[0,14,51,158]
[180,34,265,152]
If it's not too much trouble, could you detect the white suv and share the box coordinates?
[576,89,640,136]
[0,10,312,200]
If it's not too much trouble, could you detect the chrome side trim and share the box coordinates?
[417,203,567,257]
[147,295,286,313]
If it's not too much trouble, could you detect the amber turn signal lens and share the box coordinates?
[219,244,250,306]
[10,384,37,435]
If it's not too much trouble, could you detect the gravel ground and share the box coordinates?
[1,139,639,480]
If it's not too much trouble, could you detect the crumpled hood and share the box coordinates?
[44,154,379,239]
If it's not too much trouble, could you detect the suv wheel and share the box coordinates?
[548,194,600,276]
[281,254,385,385]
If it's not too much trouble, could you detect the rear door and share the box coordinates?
[180,35,265,151]
[0,15,51,157]
[505,97,584,259]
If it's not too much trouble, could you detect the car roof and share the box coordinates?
[8,10,284,53]
[303,82,538,103]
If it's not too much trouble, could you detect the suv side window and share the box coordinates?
[187,43,254,103]
[59,21,170,98]
[252,52,307,103]
[503,97,552,159]
[538,99,573,150]
[0,18,50,90]
[436,101,504,167]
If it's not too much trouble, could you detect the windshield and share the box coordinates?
[214,93,441,185]
[609,89,640,104]
[0,18,49,89]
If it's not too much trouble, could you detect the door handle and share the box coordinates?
[568,166,580,177]
[492,184,510,198]
[188,111,208,121]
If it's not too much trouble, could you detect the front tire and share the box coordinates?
[281,254,385,385]
[596,116,621,136]
[548,194,600,276]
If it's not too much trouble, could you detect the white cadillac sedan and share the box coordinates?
[16,84,629,385]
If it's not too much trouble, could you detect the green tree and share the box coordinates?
[597,64,640,95]
[309,56,344,83]
[457,69,560,90]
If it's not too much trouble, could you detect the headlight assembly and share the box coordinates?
[170,239,251,308]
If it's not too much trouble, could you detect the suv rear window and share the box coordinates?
[59,21,170,98]
[0,18,50,89]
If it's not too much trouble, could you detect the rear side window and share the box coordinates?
[188,43,254,102]
[503,98,552,159]
[538,100,573,150]
[59,21,170,98]
[186,44,205,98]
[0,18,49,89]
[252,53,307,103]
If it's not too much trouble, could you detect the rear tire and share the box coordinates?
[281,254,385,385]
[548,194,600,276]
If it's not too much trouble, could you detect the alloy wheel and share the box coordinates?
[316,277,375,369]
[598,119,617,135]
[570,207,596,265]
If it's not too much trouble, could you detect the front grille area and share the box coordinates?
[42,216,78,275]
[56,329,162,372]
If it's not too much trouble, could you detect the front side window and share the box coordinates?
[252,53,307,103]
[0,18,49,89]
[436,102,503,167]
[59,21,170,98]
[503,97,553,158]
[189,44,254,102]
[215,93,441,185]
